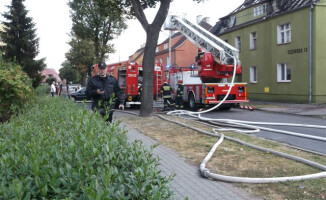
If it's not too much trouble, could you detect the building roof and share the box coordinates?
[41,68,61,83]
[156,19,213,55]
[212,0,320,35]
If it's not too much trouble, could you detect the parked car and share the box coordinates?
[69,84,81,93]
[70,87,91,101]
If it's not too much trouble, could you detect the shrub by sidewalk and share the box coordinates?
[0,59,34,122]
[0,98,173,199]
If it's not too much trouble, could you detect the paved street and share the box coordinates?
[202,108,326,154]
[81,101,326,154]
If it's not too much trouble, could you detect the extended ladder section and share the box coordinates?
[164,15,239,65]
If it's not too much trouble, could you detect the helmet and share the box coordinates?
[164,79,169,84]
[198,48,202,52]
[98,61,107,69]
[178,79,183,84]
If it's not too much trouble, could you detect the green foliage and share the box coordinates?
[59,61,82,84]
[0,97,174,199]
[35,85,50,96]
[65,37,96,76]
[68,0,127,61]
[45,77,56,85]
[1,0,46,88]
[0,60,34,122]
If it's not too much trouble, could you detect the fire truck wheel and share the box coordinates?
[219,105,232,110]
[188,92,197,111]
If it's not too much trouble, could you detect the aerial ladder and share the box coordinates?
[164,15,248,110]
[165,15,239,65]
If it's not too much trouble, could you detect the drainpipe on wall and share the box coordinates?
[309,3,314,103]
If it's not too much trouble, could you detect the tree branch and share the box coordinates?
[131,0,149,31]
[151,0,170,29]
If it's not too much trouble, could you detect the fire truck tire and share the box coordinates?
[188,92,197,111]
[219,105,232,110]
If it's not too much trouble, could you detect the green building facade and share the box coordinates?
[212,0,326,103]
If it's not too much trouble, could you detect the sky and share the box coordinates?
[0,0,243,73]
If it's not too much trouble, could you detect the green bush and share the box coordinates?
[0,97,174,199]
[35,85,50,96]
[0,59,35,122]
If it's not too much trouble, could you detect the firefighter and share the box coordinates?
[175,79,184,109]
[196,48,204,63]
[86,61,125,123]
[137,79,142,101]
[160,79,172,111]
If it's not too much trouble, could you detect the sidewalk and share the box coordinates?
[118,118,260,200]
[244,101,326,118]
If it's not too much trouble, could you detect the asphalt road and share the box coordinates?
[79,101,326,154]
[201,108,326,154]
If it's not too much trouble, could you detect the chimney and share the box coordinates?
[196,15,203,24]
[203,17,210,24]
[272,0,279,12]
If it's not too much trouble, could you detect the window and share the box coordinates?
[228,15,236,27]
[250,66,257,83]
[164,43,168,50]
[254,4,267,17]
[277,23,291,44]
[155,47,159,52]
[235,36,241,52]
[277,63,291,82]
[250,32,257,50]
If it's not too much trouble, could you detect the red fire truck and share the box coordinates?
[92,62,163,107]
[165,15,249,110]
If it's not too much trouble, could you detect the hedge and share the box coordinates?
[0,97,174,199]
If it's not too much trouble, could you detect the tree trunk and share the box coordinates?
[139,28,160,117]
[132,0,170,117]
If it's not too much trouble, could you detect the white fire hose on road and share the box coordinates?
[163,56,326,183]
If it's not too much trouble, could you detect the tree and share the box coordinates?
[1,0,46,88]
[45,77,56,85]
[65,36,96,86]
[59,60,82,84]
[120,0,202,117]
[68,0,127,61]
[127,0,170,117]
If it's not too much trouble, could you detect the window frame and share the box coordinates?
[253,4,267,17]
[163,43,168,50]
[250,66,257,83]
[250,32,257,50]
[235,36,241,52]
[277,23,291,44]
[277,63,291,82]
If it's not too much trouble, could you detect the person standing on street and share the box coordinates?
[175,79,184,109]
[50,81,56,97]
[160,79,172,111]
[59,79,70,98]
[86,61,125,123]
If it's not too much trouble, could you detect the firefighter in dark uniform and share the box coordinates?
[175,79,184,109]
[86,61,125,123]
[137,78,142,101]
[160,79,172,111]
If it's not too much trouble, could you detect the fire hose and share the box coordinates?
[163,56,326,183]
[117,56,326,183]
